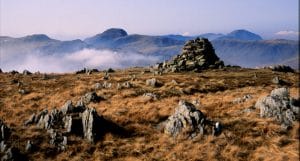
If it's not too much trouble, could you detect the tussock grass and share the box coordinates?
[0,67,299,160]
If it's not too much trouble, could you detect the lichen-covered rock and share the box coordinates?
[78,92,103,106]
[60,100,74,115]
[82,108,102,143]
[37,109,63,129]
[164,100,221,137]
[255,87,299,129]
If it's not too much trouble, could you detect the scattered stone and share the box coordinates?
[18,89,29,95]
[192,99,201,106]
[146,78,162,87]
[171,80,178,85]
[102,81,112,89]
[255,88,299,129]
[232,94,252,104]
[164,100,221,137]
[117,82,133,90]
[0,120,10,141]
[78,92,103,106]
[103,72,110,80]
[272,76,281,84]
[270,65,294,73]
[143,93,158,101]
[94,83,102,90]
[22,70,32,75]
[155,38,224,72]
[25,140,32,152]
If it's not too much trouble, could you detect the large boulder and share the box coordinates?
[164,100,221,138]
[157,38,224,72]
[255,88,299,129]
[82,108,102,143]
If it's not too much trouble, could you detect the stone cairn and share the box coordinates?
[155,38,224,72]
[255,88,299,129]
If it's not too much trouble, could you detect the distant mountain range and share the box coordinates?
[0,28,299,69]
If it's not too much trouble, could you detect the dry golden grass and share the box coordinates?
[0,67,299,161]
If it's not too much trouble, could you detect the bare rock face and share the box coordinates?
[82,108,102,143]
[156,38,224,72]
[164,100,221,138]
[255,87,299,129]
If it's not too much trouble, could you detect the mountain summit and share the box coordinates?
[219,29,263,41]
[84,28,128,47]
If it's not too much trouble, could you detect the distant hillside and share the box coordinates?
[0,28,298,70]
[216,29,263,41]
[212,39,299,68]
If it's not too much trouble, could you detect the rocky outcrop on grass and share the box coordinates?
[255,87,299,129]
[164,100,222,138]
[24,92,107,146]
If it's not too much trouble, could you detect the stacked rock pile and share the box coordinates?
[155,38,224,72]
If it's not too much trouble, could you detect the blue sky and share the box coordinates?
[0,0,298,40]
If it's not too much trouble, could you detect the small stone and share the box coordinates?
[146,78,162,87]
[25,140,32,152]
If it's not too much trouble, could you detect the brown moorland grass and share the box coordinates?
[0,67,299,160]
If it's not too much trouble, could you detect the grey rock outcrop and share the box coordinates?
[60,100,74,115]
[0,120,10,141]
[82,108,102,143]
[164,100,221,138]
[156,38,224,72]
[255,88,299,129]
[146,78,162,87]
[77,92,103,106]
[24,92,106,145]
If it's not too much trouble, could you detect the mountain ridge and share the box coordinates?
[0,28,298,69]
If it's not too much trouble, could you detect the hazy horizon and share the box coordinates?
[0,0,299,40]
